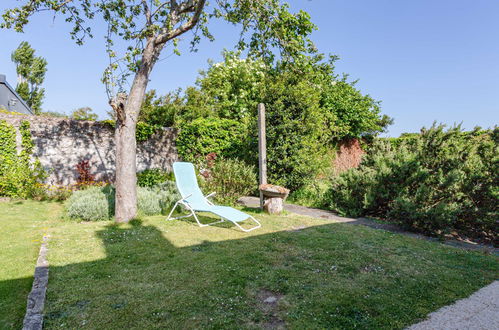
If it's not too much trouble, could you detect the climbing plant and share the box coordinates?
[0,120,46,198]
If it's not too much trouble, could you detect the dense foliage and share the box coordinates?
[147,53,388,191]
[0,120,45,198]
[193,54,267,123]
[176,117,247,163]
[326,125,498,241]
[137,168,173,188]
[138,90,183,128]
[201,157,257,205]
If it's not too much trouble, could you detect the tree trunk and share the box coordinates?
[114,43,157,223]
[115,114,138,223]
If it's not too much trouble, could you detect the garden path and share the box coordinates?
[408,281,498,330]
[238,196,497,254]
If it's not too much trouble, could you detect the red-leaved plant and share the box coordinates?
[75,159,95,184]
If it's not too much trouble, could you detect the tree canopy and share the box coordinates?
[11,41,47,114]
[167,52,391,190]
[2,1,318,96]
[2,0,320,222]
[71,107,99,120]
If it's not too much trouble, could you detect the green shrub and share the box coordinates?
[66,186,114,221]
[326,125,498,240]
[176,117,247,163]
[202,158,257,205]
[262,70,332,191]
[288,179,330,208]
[137,187,162,216]
[138,89,182,127]
[137,168,173,187]
[140,53,390,191]
[175,53,388,191]
[0,120,46,198]
[152,181,181,214]
[65,184,180,220]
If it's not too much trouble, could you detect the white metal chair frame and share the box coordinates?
[166,192,261,232]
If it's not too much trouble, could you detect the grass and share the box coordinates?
[287,179,330,209]
[0,201,62,329]
[1,201,498,329]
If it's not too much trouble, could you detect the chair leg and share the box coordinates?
[167,202,259,232]
[192,212,224,227]
[231,215,262,232]
[166,202,195,221]
[166,202,179,221]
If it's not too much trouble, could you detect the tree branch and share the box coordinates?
[53,0,74,11]
[150,1,172,19]
[141,0,151,26]
[154,0,206,46]
[177,0,197,14]
[109,92,128,123]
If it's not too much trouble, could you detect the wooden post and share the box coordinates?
[258,103,267,210]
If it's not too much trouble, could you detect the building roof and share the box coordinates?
[0,74,33,115]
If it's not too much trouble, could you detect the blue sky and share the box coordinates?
[0,0,497,136]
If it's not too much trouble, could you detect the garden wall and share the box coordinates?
[0,113,178,185]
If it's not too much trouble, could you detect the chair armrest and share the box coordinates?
[181,193,193,202]
[205,192,216,199]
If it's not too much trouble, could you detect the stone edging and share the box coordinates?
[22,235,50,330]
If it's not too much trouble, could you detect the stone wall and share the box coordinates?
[0,113,178,185]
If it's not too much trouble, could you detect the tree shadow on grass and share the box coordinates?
[178,213,251,231]
[1,219,498,329]
[0,277,34,329]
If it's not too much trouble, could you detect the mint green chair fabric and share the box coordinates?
[166,162,261,232]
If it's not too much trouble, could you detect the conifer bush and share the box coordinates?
[326,125,498,241]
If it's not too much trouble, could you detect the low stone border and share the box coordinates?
[22,235,50,330]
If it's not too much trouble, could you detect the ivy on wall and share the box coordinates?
[0,120,46,198]
[0,119,17,161]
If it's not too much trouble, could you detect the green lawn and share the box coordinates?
[0,201,62,329]
[1,201,498,329]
